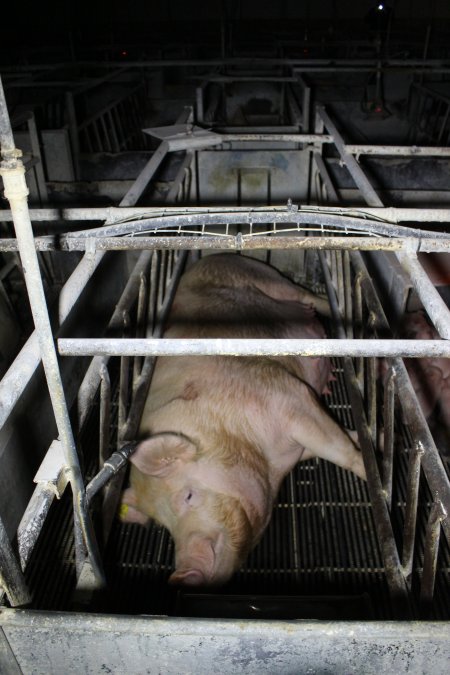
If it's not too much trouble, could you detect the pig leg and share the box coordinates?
[286,383,366,480]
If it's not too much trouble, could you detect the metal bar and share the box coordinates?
[317,105,384,208]
[0,236,433,253]
[99,363,111,467]
[165,151,194,203]
[4,236,448,254]
[1,205,450,224]
[220,133,332,143]
[319,251,410,608]
[393,363,450,544]
[401,441,424,579]
[382,367,396,509]
[0,75,104,588]
[26,113,48,203]
[17,485,56,571]
[121,249,187,440]
[0,517,31,607]
[65,92,80,180]
[396,250,450,339]
[420,501,447,609]
[119,140,169,207]
[313,153,339,204]
[349,253,450,547]
[85,443,137,506]
[0,250,104,432]
[346,144,450,157]
[58,337,450,359]
[76,251,152,431]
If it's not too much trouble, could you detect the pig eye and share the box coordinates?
[185,491,194,504]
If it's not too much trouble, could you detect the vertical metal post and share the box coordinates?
[0,76,104,589]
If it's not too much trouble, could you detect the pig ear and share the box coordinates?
[130,433,197,477]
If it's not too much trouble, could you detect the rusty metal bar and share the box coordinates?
[345,144,450,157]
[2,235,448,254]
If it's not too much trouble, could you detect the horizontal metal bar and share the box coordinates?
[58,338,450,358]
[346,144,450,157]
[1,205,450,224]
[221,133,332,143]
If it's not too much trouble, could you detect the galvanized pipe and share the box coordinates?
[2,205,450,224]
[0,76,104,588]
[58,337,450,359]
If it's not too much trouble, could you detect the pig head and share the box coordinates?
[120,253,366,587]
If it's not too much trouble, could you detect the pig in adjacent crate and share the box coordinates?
[119,253,366,587]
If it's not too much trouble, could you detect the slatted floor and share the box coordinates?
[20,357,450,620]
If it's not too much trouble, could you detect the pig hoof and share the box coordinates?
[168,569,206,586]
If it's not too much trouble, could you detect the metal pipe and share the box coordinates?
[76,251,152,430]
[1,204,450,225]
[401,441,424,579]
[85,443,137,506]
[396,250,450,339]
[319,251,410,609]
[0,517,31,607]
[382,367,396,509]
[345,144,450,157]
[221,133,332,143]
[6,235,450,254]
[0,75,104,589]
[58,337,450,359]
[420,501,447,609]
[0,250,104,432]
[64,209,449,240]
[17,485,56,571]
[317,105,384,208]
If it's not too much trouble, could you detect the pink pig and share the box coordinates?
[120,254,366,587]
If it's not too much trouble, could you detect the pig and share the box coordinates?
[120,253,366,587]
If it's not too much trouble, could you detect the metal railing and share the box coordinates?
[1,75,450,618]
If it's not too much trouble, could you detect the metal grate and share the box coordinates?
[20,351,449,620]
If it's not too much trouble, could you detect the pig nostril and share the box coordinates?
[185,491,193,503]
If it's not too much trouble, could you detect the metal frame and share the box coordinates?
[1,70,450,624]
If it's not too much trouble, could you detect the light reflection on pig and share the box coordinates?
[120,254,366,587]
